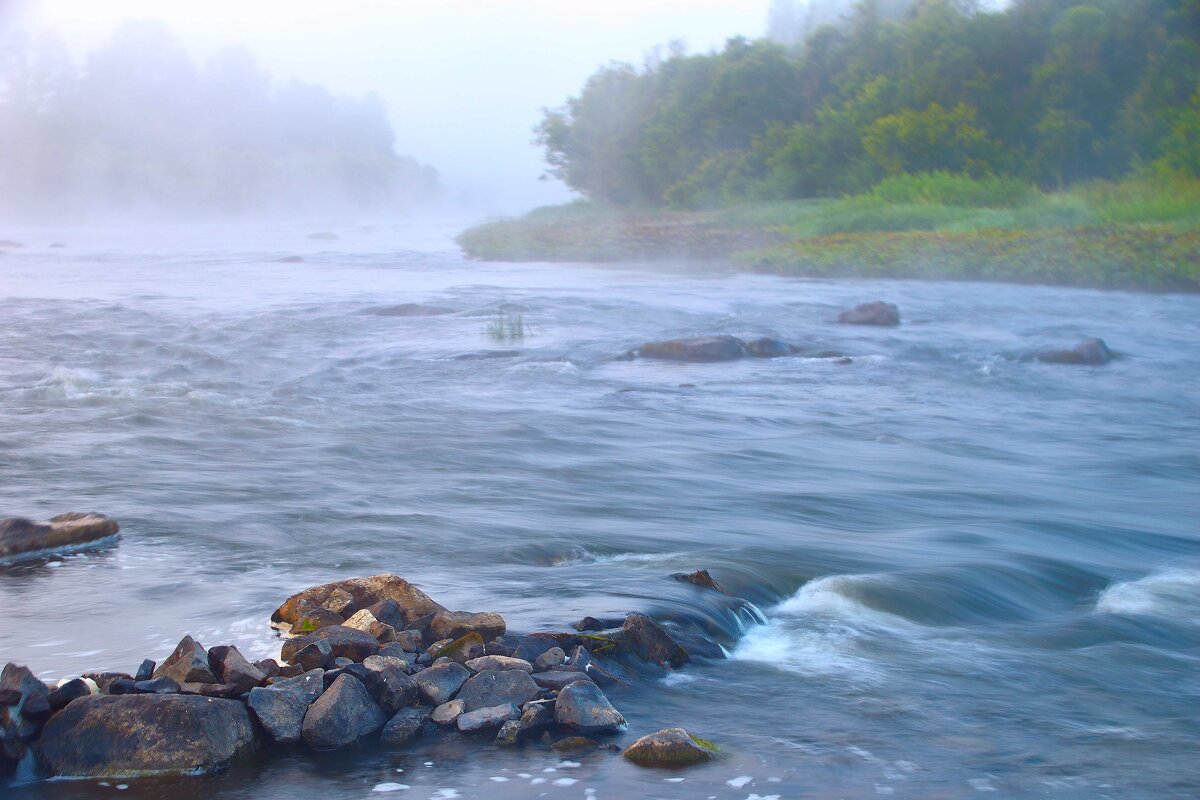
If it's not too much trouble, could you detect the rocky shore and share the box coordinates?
[2,572,724,783]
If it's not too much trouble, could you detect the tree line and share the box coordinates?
[0,21,440,220]
[536,0,1200,208]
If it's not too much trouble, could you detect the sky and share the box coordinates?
[4,1,771,214]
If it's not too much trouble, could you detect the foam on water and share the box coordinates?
[1095,568,1200,619]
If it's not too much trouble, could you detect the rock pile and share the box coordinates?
[2,572,723,781]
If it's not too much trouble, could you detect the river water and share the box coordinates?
[1,222,1197,799]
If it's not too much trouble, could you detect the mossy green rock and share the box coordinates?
[437,632,484,664]
[623,727,717,767]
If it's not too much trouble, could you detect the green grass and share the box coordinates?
[483,308,532,341]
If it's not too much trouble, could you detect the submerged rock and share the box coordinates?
[671,569,725,593]
[368,303,454,317]
[622,727,717,767]
[837,300,900,326]
[1035,337,1114,365]
[35,694,256,777]
[272,574,445,632]
[637,335,746,363]
[273,255,304,263]
[300,674,386,749]
[554,680,624,734]
[741,337,799,358]
[0,512,119,560]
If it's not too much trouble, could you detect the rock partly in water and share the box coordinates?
[154,636,219,686]
[837,301,900,326]
[35,694,256,777]
[1035,337,1114,365]
[380,707,432,746]
[607,614,689,669]
[0,512,119,560]
[622,727,717,767]
[456,703,520,733]
[456,669,541,713]
[368,303,454,317]
[495,719,521,746]
[430,611,506,642]
[637,336,746,363]
[281,626,380,665]
[247,669,324,743]
[2,663,52,741]
[670,569,725,593]
[414,661,470,706]
[554,680,625,734]
[272,574,445,632]
[300,674,386,750]
[741,337,799,358]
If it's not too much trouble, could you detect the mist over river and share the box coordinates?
[1,223,1197,799]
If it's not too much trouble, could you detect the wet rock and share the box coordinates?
[430,699,465,726]
[495,719,521,746]
[290,638,334,672]
[281,626,380,665]
[1,664,52,740]
[608,613,688,669]
[392,630,424,653]
[414,661,470,706]
[272,574,444,632]
[381,707,431,746]
[638,335,745,363]
[456,669,540,712]
[35,694,256,777]
[518,701,555,736]
[0,512,119,559]
[622,727,717,767]
[369,303,454,317]
[431,611,506,641]
[132,677,179,694]
[553,735,599,753]
[48,678,93,710]
[568,646,632,687]
[133,659,155,682]
[671,569,725,593]
[247,669,323,743]
[554,680,625,734]
[456,703,520,733]
[1035,337,1114,365]
[837,300,900,326]
[531,671,592,691]
[300,674,386,749]
[208,645,268,692]
[362,656,418,714]
[153,635,219,685]
[534,647,566,672]
[435,632,484,664]
[572,617,611,632]
[292,606,344,634]
[464,655,533,673]
[742,337,798,358]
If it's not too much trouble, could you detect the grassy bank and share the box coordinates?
[457,175,1200,292]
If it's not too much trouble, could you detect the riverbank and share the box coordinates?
[456,178,1200,292]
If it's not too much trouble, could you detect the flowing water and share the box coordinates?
[1,222,1197,799]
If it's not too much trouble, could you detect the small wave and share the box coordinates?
[1095,569,1200,619]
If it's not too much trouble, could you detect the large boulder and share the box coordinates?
[455,669,540,713]
[837,301,900,326]
[154,636,218,685]
[272,574,444,632]
[1035,337,1114,365]
[414,661,470,706]
[554,680,625,734]
[0,512,119,559]
[281,626,380,665]
[430,611,506,642]
[622,727,717,767]
[300,674,386,749]
[246,669,324,743]
[607,614,689,669]
[637,336,745,363]
[35,694,256,777]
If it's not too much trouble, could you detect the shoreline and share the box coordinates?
[457,207,1200,293]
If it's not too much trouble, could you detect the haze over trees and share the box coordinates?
[0,20,440,221]
[536,0,1200,208]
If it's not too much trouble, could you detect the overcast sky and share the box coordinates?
[5,1,770,214]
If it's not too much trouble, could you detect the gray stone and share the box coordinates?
[456,703,520,733]
[518,701,554,735]
[742,337,798,358]
[153,636,218,685]
[132,677,179,694]
[456,669,540,712]
[392,630,424,653]
[1,663,51,740]
[290,639,334,672]
[532,671,592,691]
[554,680,625,734]
[34,694,256,777]
[533,647,566,672]
[281,626,379,664]
[376,644,419,670]
[380,707,431,746]
[608,613,688,668]
[48,679,93,710]
[247,669,324,743]
[301,674,386,749]
[414,661,470,706]
[362,656,418,714]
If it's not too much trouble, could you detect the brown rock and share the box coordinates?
[281,626,379,665]
[430,611,506,642]
[0,512,119,559]
[153,636,218,685]
[622,727,716,767]
[271,574,444,632]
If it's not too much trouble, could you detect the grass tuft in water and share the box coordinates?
[483,308,532,341]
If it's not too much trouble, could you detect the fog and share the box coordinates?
[1,0,773,220]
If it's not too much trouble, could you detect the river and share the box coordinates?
[1,221,1197,799]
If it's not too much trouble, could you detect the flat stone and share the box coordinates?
[380,707,431,746]
[456,703,520,733]
[35,694,255,776]
[531,671,592,691]
[464,656,533,673]
[456,669,540,712]
[281,626,379,664]
[153,636,218,685]
[430,699,465,726]
[430,611,506,642]
[272,574,444,631]
[414,661,470,706]
[300,674,386,749]
[638,335,746,362]
[0,512,119,559]
[622,727,716,767]
[554,680,625,734]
